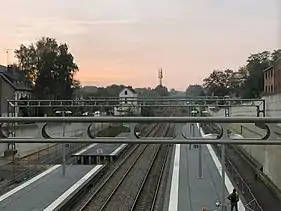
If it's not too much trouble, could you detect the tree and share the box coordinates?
[186,85,205,97]
[14,37,79,100]
[154,85,169,96]
[242,51,271,98]
[271,49,281,63]
[203,70,228,96]
[202,49,281,99]
[203,68,247,97]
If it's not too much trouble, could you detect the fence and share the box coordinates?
[213,145,263,211]
[0,143,88,195]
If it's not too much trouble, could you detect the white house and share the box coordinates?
[119,87,138,105]
[114,87,141,116]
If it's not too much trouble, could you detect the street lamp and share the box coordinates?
[55,110,72,176]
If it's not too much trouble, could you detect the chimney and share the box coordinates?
[7,65,13,75]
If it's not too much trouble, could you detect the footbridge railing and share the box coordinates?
[1,116,276,211]
[0,116,279,144]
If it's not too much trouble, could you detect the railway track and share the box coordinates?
[100,124,171,211]
[97,144,160,211]
[130,144,170,211]
[69,110,175,211]
[77,125,170,211]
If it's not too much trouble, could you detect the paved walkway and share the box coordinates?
[225,144,281,210]
[206,124,281,210]
[163,124,245,211]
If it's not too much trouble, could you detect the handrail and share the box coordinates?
[0,116,280,123]
[0,116,280,144]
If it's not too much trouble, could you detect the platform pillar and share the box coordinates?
[198,144,203,179]
[62,121,66,176]
[221,144,226,211]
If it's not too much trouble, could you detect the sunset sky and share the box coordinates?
[0,0,279,90]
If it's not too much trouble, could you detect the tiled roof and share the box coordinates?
[126,87,137,94]
[0,65,33,91]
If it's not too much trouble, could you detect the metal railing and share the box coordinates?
[214,145,263,211]
[0,115,276,211]
[7,98,264,109]
[0,116,279,144]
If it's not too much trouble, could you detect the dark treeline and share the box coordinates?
[80,84,170,99]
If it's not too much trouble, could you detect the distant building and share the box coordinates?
[263,58,281,95]
[114,87,141,116]
[0,65,33,116]
[119,87,138,105]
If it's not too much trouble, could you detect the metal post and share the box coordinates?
[189,124,192,150]
[198,110,203,179]
[198,143,203,178]
[221,144,226,211]
[220,108,228,210]
[62,112,66,176]
[192,123,195,137]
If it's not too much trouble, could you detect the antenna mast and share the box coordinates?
[5,49,12,66]
[158,68,163,86]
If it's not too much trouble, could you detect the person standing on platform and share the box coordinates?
[228,189,239,211]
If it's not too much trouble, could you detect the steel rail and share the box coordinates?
[130,144,170,211]
[150,145,171,211]
[81,144,148,211]
[77,123,166,211]
[99,145,160,211]
[87,111,173,211]
[97,123,166,211]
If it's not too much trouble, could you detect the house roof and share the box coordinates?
[263,66,273,72]
[263,57,281,72]
[125,87,137,94]
[0,65,33,91]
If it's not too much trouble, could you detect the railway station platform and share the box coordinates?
[72,132,130,164]
[163,124,246,211]
[0,164,104,211]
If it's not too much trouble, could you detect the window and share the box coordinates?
[271,85,273,92]
[265,86,267,92]
[124,90,127,95]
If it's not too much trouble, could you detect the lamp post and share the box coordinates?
[220,105,230,211]
[55,110,72,176]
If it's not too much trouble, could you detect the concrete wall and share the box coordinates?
[210,93,281,117]
[230,123,281,190]
[264,93,281,117]
[209,106,257,117]
[211,95,281,190]
[230,123,266,168]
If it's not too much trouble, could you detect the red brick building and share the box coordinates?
[264,58,281,95]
